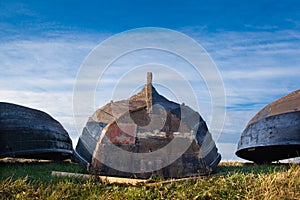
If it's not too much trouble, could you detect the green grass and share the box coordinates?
[0,159,299,199]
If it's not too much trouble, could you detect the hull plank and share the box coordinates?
[75,73,221,178]
[236,89,300,163]
[0,102,73,160]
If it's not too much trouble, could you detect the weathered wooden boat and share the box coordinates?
[236,89,300,163]
[75,72,221,178]
[0,102,73,160]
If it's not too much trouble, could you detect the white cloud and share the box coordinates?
[0,90,72,117]
[1,29,299,161]
[222,67,299,80]
[217,143,244,161]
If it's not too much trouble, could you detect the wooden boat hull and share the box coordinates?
[236,111,300,163]
[74,121,106,166]
[236,89,300,163]
[76,120,221,178]
[0,102,73,160]
[75,73,221,178]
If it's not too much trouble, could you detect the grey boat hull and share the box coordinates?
[236,111,300,163]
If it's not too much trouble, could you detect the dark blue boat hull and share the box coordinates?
[0,102,73,160]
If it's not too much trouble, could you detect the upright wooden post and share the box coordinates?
[146,72,152,113]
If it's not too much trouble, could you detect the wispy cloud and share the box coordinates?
[0,33,100,145]
[1,29,299,160]
[222,67,299,79]
[199,30,300,160]
[0,2,35,18]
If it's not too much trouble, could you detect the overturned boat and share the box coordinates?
[75,72,221,178]
[236,89,300,163]
[0,102,73,160]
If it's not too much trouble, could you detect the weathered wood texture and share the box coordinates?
[52,171,147,185]
[236,89,300,163]
[75,73,221,178]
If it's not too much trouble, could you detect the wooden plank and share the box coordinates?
[52,171,231,186]
[98,175,147,185]
[52,171,91,179]
[146,172,231,187]
[51,171,147,185]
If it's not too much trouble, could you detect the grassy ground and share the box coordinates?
[0,159,299,199]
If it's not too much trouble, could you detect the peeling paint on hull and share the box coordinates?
[74,73,221,178]
[236,111,300,163]
[236,89,300,163]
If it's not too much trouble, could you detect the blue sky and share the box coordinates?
[1,0,300,34]
[1,0,300,160]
